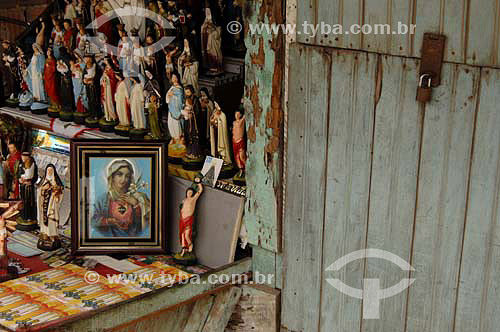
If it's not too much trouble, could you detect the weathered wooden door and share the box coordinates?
[283,43,500,332]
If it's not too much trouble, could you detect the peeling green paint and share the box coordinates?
[243,0,284,253]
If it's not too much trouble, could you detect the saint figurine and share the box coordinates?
[63,19,74,50]
[232,106,247,185]
[164,45,179,91]
[178,39,199,94]
[45,47,62,118]
[37,164,64,251]
[210,102,232,165]
[129,76,147,138]
[182,85,204,170]
[99,57,119,132]
[201,8,223,75]
[57,50,75,122]
[144,70,164,139]
[71,53,89,124]
[166,72,185,145]
[16,152,38,231]
[26,43,48,114]
[199,88,215,150]
[83,55,102,128]
[1,41,20,107]
[174,181,203,265]
[1,143,21,200]
[114,74,132,136]
[64,0,78,22]
[17,46,33,111]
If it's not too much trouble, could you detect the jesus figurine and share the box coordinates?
[232,107,246,185]
[174,181,203,265]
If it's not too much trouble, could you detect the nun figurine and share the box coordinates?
[37,164,64,251]
[57,49,75,122]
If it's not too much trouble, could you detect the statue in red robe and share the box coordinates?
[44,48,61,117]
[1,143,21,200]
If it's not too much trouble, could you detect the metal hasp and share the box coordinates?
[416,33,446,103]
[419,33,446,87]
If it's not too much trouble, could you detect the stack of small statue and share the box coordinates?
[0,0,247,183]
[1,143,64,252]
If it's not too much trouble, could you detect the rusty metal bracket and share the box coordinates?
[419,33,446,87]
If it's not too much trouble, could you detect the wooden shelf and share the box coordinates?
[0,106,246,198]
[0,107,123,139]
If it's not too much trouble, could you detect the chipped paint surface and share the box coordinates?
[243,0,284,253]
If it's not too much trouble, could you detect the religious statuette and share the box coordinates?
[57,49,75,121]
[114,74,132,137]
[0,202,22,282]
[1,40,20,107]
[182,85,205,170]
[210,102,235,178]
[83,55,102,128]
[72,52,89,124]
[37,164,64,251]
[174,181,203,265]
[99,57,119,132]
[178,39,199,94]
[201,8,224,75]
[16,152,39,231]
[1,142,21,200]
[27,43,49,114]
[232,105,246,186]
[45,47,62,118]
[129,76,147,139]
[166,72,186,163]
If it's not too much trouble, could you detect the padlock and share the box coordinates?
[416,74,432,103]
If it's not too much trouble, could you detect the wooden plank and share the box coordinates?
[341,0,363,50]
[202,287,242,332]
[296,0,315,44]
[387,0,414,56]
[362,0,414,56]
[405,63,479,332]
[275,253,283,290]
[225,285,280,332]
[182,296,216,332]
[319,50,378,332]
[454,68,500,332]
[252,245,277,288]
[109,303,196,332]
[466,0,499,66]
[282,44,330,332]
[441,0,469,63]
[361,55,422,332]
[362,0,389,54]
[243,0,285,253]
[294,0,500,68]
[314,0,340,47]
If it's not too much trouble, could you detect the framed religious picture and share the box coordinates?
[70,140,168,255]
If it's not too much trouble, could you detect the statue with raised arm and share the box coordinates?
[174,181,203,265]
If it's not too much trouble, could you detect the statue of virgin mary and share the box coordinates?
[25,44,47,104]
